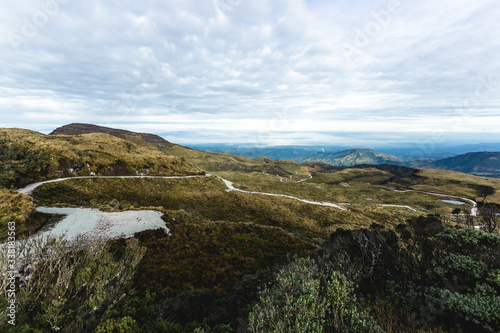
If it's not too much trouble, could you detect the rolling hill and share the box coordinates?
[49,123,310,177]
[0,127,202,188]
[430,151,500,178]
[298,148,405,167]
[49,123,173,148]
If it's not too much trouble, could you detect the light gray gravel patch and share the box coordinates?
[36,207,168,240]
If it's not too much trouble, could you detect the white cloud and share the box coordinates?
[0,0,498,146]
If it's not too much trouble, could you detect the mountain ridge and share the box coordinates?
[0,127,202,188]
[430,151,500,177]
[298,148,405,167]
[50,123,173,148]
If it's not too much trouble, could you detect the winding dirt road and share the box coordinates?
[17,174,477,215]
[218,176,346,210]
[393,189,477,216]
[17,175,208,195]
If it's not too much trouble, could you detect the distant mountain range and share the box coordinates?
[424,152,500,178]
[189,143,500,161]
[298,149,500,178]
[191,144,500,178]
[33,124,500,179]
[297,148,405,167]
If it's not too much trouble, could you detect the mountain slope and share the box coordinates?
[298,148,405,167]
[430,152,500,177]
[49,123,309,177]
[50,123,173,148]
[0,128,202,188]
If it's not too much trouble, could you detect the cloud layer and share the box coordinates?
[1,0,499,146]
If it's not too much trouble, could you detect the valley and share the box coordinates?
[1,124,500,332]
[18,171,482,244]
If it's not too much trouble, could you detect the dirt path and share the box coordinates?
[18,174,475,215]
[394,189,477,216]
[218,176,344,211]
[17,174,209,195]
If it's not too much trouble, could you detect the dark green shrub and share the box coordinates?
[247,257,380,332]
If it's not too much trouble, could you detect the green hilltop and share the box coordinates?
[298,148,406,167]
[0,127,203,189]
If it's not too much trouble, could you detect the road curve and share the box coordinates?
[394,189,477,216]
[218,176,346,210]
[17,174,474,215]
[17,175,209,195]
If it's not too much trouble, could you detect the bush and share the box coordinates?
[320,216,500,332]
[0,235,146,332]
[95,317,140,333]
[247,257,380,332]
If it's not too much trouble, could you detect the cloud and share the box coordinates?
[0,0,499,146]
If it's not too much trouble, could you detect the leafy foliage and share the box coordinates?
[248,257,380,332]
[321,216,500,332]
[0,235,145,332]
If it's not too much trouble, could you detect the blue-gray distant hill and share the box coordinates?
[429,152,500,178]
[298,148,406,167]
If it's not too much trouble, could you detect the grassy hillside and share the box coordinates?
[2,124,500,332]
[49,123,174,148]
[48,123,309,178]
[0,128,202,188]
[298,148,405,167]
[407,168,500,202]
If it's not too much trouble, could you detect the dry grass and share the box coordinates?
[0,188,35,240]
[0,128,202,184]
[161,144,309,176]
[412,168,500,203]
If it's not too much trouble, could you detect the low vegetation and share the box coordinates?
[134,213,315,297]
[2,125,500,332]
[0,188,44,241]
[0,129,202,188]
[2,214,498,332]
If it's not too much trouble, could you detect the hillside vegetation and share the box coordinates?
[298,148,405,167]
[2,124,500,332]
[0,128,202,188]
[430,151,500,178]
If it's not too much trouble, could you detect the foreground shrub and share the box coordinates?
[248,257,380,332]
[0,235,146,332]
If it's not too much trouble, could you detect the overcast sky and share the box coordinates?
[1,0,499,148]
